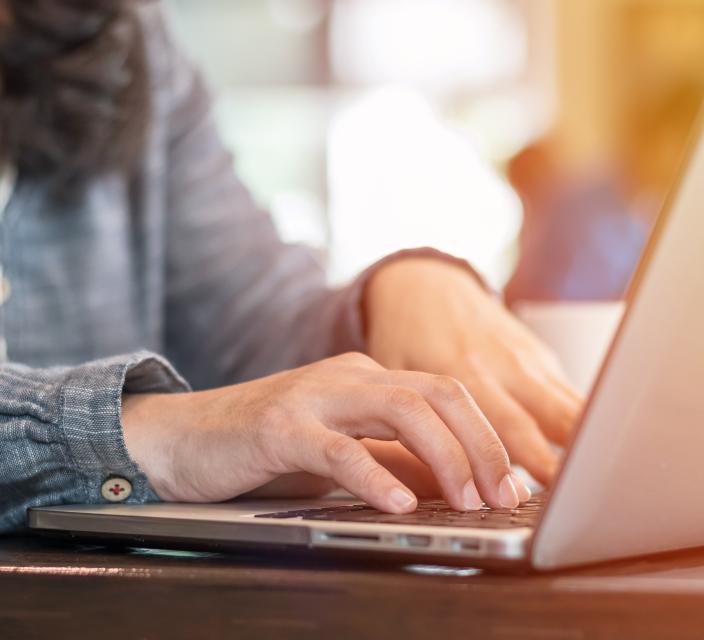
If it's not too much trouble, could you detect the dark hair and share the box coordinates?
[0,0,148,186]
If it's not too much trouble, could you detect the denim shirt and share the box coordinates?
[0,4,472,534]
[0,3,387,533]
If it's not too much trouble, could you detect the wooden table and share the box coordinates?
[3,536,704,639]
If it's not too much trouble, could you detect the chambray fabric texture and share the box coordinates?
[0,3,480,533]
[0,3,373,534]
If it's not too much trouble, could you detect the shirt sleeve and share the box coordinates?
[157,15,488,389]
[0,351,189,534]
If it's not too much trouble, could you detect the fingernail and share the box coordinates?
[389,487,416,512]
[462,480,483,511]
[511,472,532,503]
[499,474,519,509]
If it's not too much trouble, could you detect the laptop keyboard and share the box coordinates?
[255,493,546,529]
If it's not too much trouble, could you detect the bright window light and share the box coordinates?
[328,87,523,287]
[330,0,527,91]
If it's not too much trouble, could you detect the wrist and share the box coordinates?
[364,256,485,327]
[121,392,190,500]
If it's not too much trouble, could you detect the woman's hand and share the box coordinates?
[365,257,584,485]
[122,352,531,512]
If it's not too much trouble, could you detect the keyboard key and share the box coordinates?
[255,494,547,529]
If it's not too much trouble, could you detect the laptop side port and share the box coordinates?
[452,538,485,555]
[398,534,432,548]
[319,532,381,543]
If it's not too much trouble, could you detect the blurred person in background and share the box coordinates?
[504,139,649,305]
[0,0,582,533]
[505,76,703,307]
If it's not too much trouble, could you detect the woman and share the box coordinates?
[0,0,581,533]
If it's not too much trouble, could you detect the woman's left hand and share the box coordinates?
[363,257,584,486]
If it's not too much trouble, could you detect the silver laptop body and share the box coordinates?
[29,118,704,571]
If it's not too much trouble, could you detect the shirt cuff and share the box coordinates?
[61,351,190,506]
[334,247,493,354]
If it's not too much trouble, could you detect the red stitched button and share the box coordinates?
[101,477,133,503]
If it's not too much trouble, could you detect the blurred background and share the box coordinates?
[165,0,704,303]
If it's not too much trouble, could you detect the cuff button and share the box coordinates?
[101,477,133,503]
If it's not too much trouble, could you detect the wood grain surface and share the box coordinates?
[3,536,704,639]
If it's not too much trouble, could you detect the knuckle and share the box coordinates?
[431,374,470,404]
[386,386,426,418]
[324,436,364,469]
[337,351,375,367]
[477,429,511,468]
[356,462,390,492]
[307,355,344,376]
[324,437,388,493]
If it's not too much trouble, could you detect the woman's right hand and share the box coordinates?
[122,352,531,513]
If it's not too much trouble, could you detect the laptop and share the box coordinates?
[29,116,704,571]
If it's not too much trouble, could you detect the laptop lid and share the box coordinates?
[531,116,704,570]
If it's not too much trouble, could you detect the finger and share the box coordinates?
[531,346,585,409]
[367,371,525,509]
[298,423,418,514]
[362,439,442,499]
[467,374,559,486]
[543,366,585,408]
[504,360,582,446]
[511,323,585,410]
[334,385,479,512]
